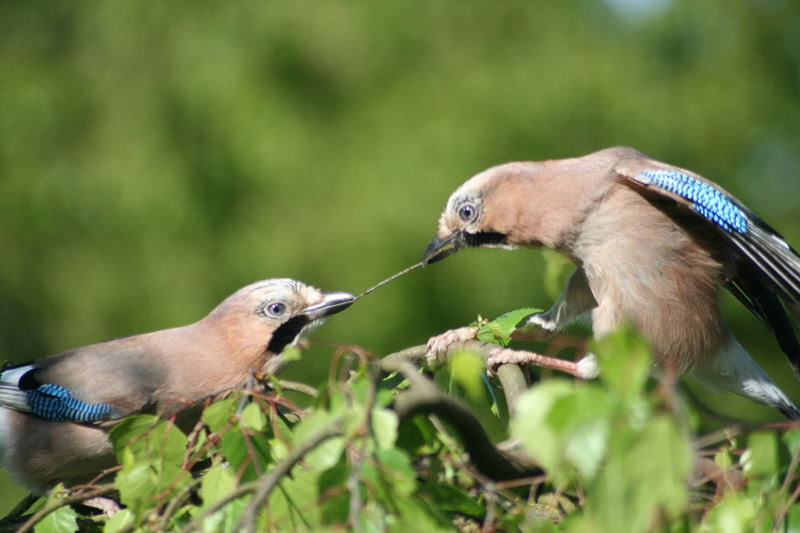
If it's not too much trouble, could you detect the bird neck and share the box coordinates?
[190,314,270,369]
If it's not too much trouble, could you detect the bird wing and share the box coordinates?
[614,157,800,379]
[0,362,127,422]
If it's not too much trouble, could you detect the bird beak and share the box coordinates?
[266,292,354,356]
[422,231,466,265]
[299,292,355,320]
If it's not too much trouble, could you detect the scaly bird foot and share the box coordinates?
[425,326,479,367]
[486,348,599,379]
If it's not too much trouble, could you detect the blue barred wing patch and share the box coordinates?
[638,170,749,234]
[27,384,117,422]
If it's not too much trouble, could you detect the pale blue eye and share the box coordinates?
[459,204,476,221]
[267,302,286,316]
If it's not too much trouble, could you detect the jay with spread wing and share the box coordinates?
[423,146,800,419]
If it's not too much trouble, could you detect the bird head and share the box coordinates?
[422,164,527,265]
[210,279,354,356]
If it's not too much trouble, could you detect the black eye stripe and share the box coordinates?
[266,315,310,354]
[465,231,507,247]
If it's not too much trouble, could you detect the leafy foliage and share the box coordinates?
[8,321,799,532]
[2,1,800,529]
[476,307,542,346]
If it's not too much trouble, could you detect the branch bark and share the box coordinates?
[7,484,116,533]
[379,357,539,481]
[381,341,531,411]
[235,419,343,533]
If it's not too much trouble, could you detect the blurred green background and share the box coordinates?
[2,0,800,508]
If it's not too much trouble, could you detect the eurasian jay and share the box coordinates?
[422,146,800,419]
[0,278,353,491]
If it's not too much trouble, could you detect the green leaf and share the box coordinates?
[390,497,452,533]
[476,307,542,346]
[396,416,437,454]
[591,324,651,397]
[590,415,692,532]
[375,387,395,408]
[449,350,485,402]
[318,461,350,525]
[698,496,756,533]
[350,376,372,407]
[361,448,417,502]
[743,431,778,478]
[548,391,612,480]
[34,507,78,533]
[148,421,189,466]
[372,408,399,449]
[264,465,321,528]
[514,380,614,482]
[418,484,483,517]
[787,503,800,533]
[511,380,580,482]
[281,346,303,363]
[116,458,156,513]
[305,435,345,472]
[34,486,78,533]
[202,498,248,533]
[108,415,160,457]
[112,417,189,517]
[240,402,267,432]
[781,428,800,455]
[203,398,237,434]
[200,464,237,506]
[104,509,134,533]
[198,465,246,532]
[293,410,346,470]
[220,430,273,482]
[714,448,733,471]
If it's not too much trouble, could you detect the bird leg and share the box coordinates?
[485,347,599,380]
[426,269,599,377]
[81,496,122,516]
[426,326,479,367]
[426,269,594,359]
[427,330,599,379]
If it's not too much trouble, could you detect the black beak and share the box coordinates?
[266,292,354,355]
[299,292,355,320]
[421,231,466,265]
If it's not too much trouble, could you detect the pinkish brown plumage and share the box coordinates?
[423,146,800,418]
[0,279,353,491]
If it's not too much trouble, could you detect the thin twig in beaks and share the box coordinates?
[355,262,423,300]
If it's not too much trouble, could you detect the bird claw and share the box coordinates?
[82,496,121,516]
[425,326,479,367]
[485,347,600,379]
[575,353,600,379]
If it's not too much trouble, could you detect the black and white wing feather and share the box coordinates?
[615,159,800,379]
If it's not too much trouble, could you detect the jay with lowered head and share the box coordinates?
[423,146,800,419]
[0,278,353,491]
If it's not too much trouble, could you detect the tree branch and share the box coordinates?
[381,341,531,411]
[8,484,116,533]
[272,379,319,398]
[235,418,344,533]
[379,357,539,481]
[378,341,539,479]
